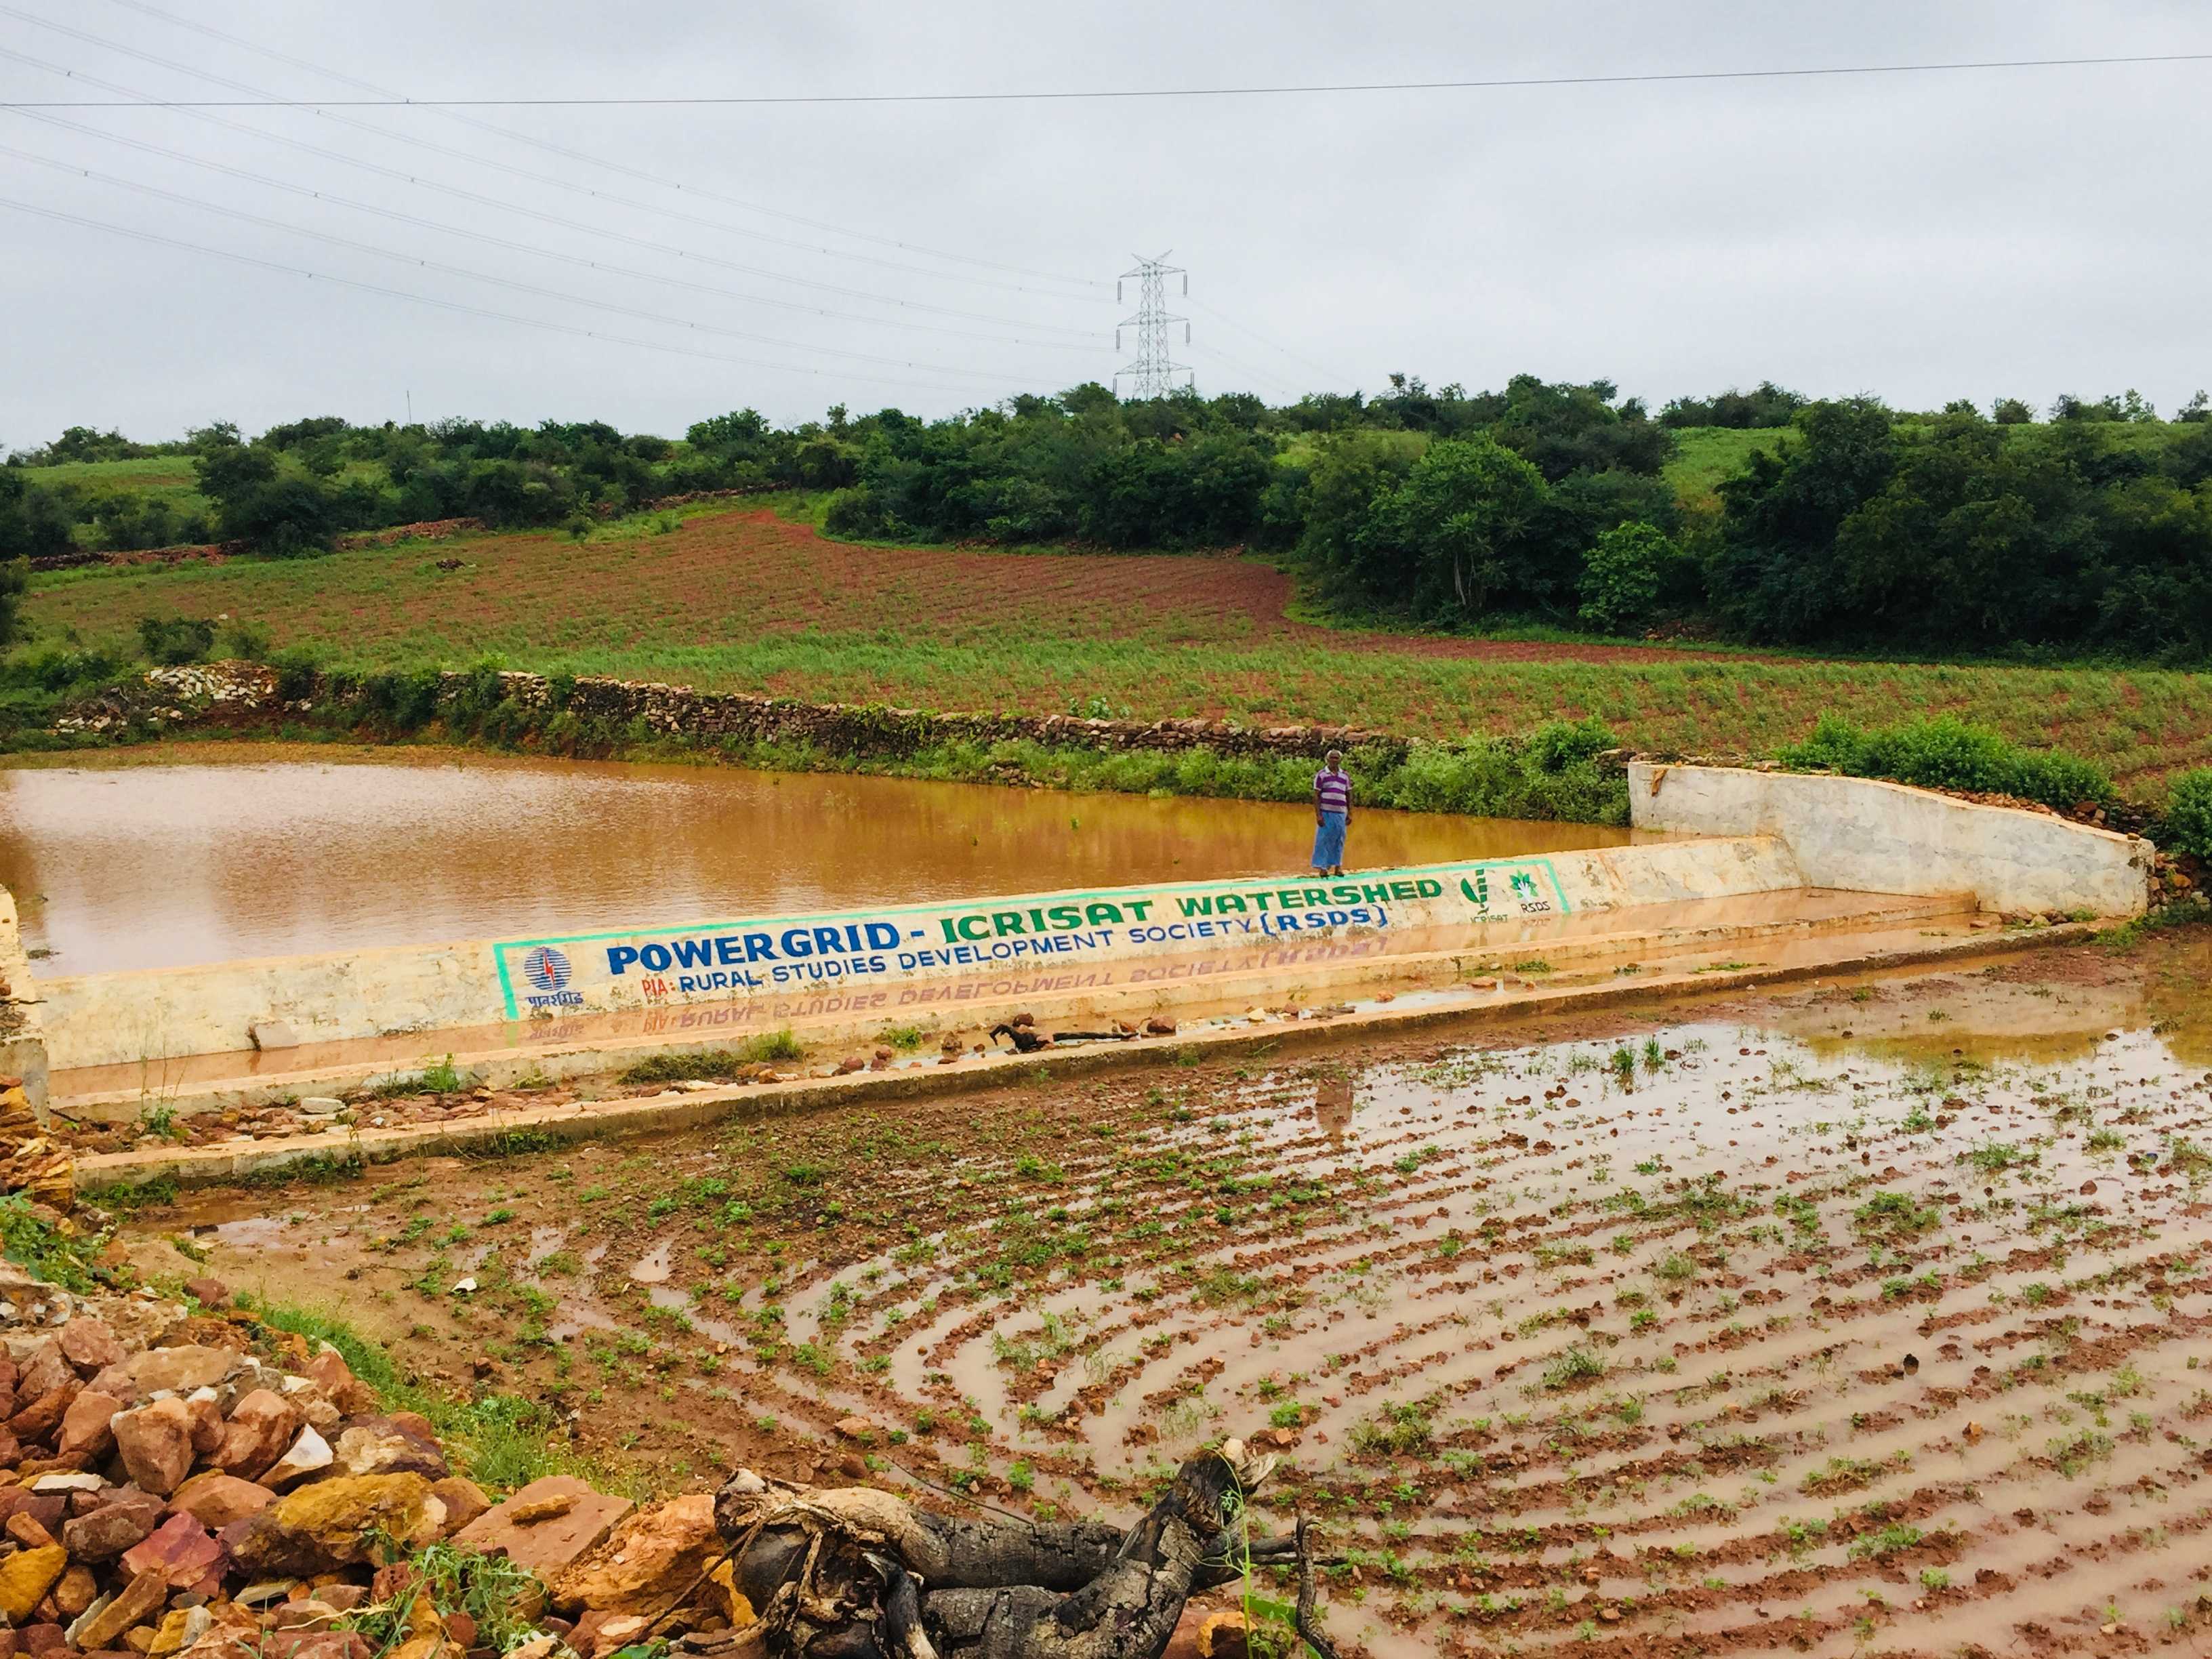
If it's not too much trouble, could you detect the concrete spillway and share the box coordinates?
[1,763,2156,1122]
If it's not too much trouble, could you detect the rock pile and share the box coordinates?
[0,1283,748,1659]
[0,1078,71,1211]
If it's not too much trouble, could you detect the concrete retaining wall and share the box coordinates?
[0,888,49,1115]
[37,836,1805,1071]
[1629,763,2153,918]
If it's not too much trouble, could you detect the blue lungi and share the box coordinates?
[1311,810,1347,870]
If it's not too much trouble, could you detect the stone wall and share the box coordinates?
[61,661,1414,765]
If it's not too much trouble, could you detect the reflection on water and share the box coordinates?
[0,749,1651,975]
[1312,1074,1355,1143]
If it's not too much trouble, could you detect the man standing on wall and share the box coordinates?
[1312,749,1351,877]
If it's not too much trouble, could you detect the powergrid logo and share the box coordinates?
[520,945,582,1007]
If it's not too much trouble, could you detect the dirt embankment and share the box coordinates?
[104,931,2212,1657]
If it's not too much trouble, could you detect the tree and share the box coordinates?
[0,555,24,649]
[1579,521,1679,632]
[0,468,75,565]
[1354,434,1551,616]
[1706,398,1897,641]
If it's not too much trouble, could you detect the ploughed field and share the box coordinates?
[26,507,2212,785]
[121,935,2212,1656]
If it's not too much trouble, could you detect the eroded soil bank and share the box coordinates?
[110,930,2212,1658]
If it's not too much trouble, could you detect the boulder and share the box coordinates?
[167,1473,276,1531]
[60,1492,165,1561]
[184,1391,224,1459]
[114,1399,196,1496]
[300,1353,375,1419]
[83,1366,138,1406]
[331,1420,445,1481]
[454,1477,630,1579]
[56,1391,124,1459]
[65,1569,169,1652]
[7,1382,82,1441]
[51,1565,98,1619]
[260,1427,331,1490]
[129,1348,236,1396]
[0,1546,67,1622]
[426,1478,489,1536]
[213,1391,298,1479]
[226,1475,439,1577]
[119,1514,224,1593]
[17,1340,73,1402]
[147,1605,210,1656]
[552,1493,718,1614]
[181,1280,229,1310]
[58,1321,126,1376]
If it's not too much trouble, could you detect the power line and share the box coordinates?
[0,142,1074,384]
[0,195,1001,401]
[0,45,1103,334]
[0,7,1109,302]
[3,106,1105,354]
[99,0,1108,291]
[1186,298,1355,392]
[5,49,2206,107]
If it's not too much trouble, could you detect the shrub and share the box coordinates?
[136,615,216,665]
[1780,714,2113,811]
[1578,521,1676,633]
[2164,769,2212,862]
[220,619,271,660]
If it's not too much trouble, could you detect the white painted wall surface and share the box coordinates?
[1629,764,2152,919]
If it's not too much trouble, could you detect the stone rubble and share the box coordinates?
[0,1278,765,1659]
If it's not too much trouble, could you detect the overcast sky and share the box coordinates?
[4,1,2209,445]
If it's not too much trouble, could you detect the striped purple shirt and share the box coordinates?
[1313,769,1351,813]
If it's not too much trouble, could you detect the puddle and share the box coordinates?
[0,748,1644,974]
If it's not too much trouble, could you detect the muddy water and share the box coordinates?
[0,747,1644,975]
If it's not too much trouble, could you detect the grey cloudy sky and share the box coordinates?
[4,1,2209,444]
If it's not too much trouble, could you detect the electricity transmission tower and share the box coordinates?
[1114,253,1191,398]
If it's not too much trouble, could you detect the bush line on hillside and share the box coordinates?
[11,654,2211,853]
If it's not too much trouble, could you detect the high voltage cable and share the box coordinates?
[0,45,1103,335]
[1186,298,1355,390]
[0,7,1109,302]
[5,49,2206,106]
[0,195,1002,400]
[98,0,1107,291]
[1,144,1074,383]
[3,107,1105,354]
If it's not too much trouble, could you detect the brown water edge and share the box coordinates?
[0,741,1650,977]
[110,932,2212,1659]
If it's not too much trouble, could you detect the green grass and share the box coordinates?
[241,1293,602,1494]
[30,456,216,521]
[1663,426,1793,505]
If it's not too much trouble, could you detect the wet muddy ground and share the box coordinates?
[111,930,2212,1657]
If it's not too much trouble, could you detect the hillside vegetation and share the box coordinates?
[13,504,2212,792]
[7,382,2209,660]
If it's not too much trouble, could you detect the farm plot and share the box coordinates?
[123,935,2212,1656]
[26,508,2212,785]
